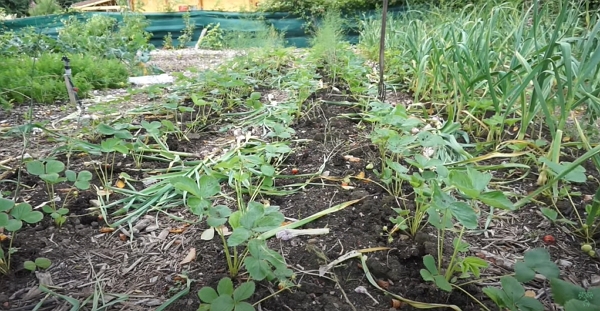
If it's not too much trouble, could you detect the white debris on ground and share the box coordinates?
[128,74,174,86]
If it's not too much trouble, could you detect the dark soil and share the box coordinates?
[1,92,599,311]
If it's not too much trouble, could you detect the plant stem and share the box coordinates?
[444,227,465,281]
[252,286,294,306]
[219,230,235,277]
[451,284,491,311]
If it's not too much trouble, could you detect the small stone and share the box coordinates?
[89,200,101,207]
[75,224,84,230]
[558,259,573,268]
[91,222,99,228]
[73,218,81,225]
[591,275,600,286]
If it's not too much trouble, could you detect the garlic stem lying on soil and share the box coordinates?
[276,228,330,240]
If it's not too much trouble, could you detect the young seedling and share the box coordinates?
[0,198,44,274]
[24,257,52,272]
[197,277,255,311]
[26,159,92,226]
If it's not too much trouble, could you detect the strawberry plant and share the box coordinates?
[197,277,255,311]
[26,159,92,226]
[0,198,44,274]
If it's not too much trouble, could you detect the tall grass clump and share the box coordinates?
[309,11,371,96]
[359,0,600,146]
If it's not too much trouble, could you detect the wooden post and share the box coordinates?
[378,0,389,102]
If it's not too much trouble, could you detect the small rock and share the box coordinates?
[558,259,573,268]
[351,189,369,200]
[89,200,101,207]
[73,218,81,225]
[91,221,99,228]
[145,224,159,232]
[591,275,600,286]
[75,224,84,230]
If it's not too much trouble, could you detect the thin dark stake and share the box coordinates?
[378,0,389,102]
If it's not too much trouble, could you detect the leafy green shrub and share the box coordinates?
[0,53,128,105]
[0,13,152,64]
[28,0,62,16]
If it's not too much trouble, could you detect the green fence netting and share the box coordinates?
[0,7,405,48]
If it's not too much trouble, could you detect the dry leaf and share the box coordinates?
[341,185,355,190]
[180,248,196,265]
[376,279,390,289]
[96,187,112,197]
[100,227,115,233]
[343,155,361,163]
[0,233,9,242]
[119,233,127,241]
[115,179,126,189]
[524,290,536,298]
[200,228,215,240]
[356,171,365,179]
[169,228,186,234]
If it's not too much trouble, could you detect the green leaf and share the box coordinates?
[514,262,536,283]
[65,170,77,182]
[188,198,211,216]
[210,295,234,311]
[523,248,560,280]
[35,257,51,269]
[479,191,516,210]
[26,160,45,176]
[198,305,211,311]
[483,287,509,307]
[78,171,93,181]
[0,198,14,212]
[217,278,234,296]
[22,211,43,224]
[449,201,479,229]
[74,180,91,190]
[433,275,452,292]
[234,301,255,311]
[564,300,600,311]
[97,124,117,135]
[247,239,265,259]
[40,173,61,184]
[198,287,219,303]
[57,208,69,215]
[501,276,525,302]
[540,158,586,183]
[550,278,585,305]
[449,169,479,198]
[5,219,22,231]
[171,176,203,199]
[45,160,65,174]
[516,296,544,311]
[0,213,9,227]
[422,255,438,274]
[10,203,33,221]
[228,211,242,229]
[541,208,558,221]
[198,175,221,198]
[240,203,264,229]
[233,282,255,302]
[227,228,252,246]
[260,164,275,177]
[23,261,37,271]
[252,214,285,232]
[244,256,271,281]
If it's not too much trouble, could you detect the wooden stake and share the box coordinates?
[378,0,389,102]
